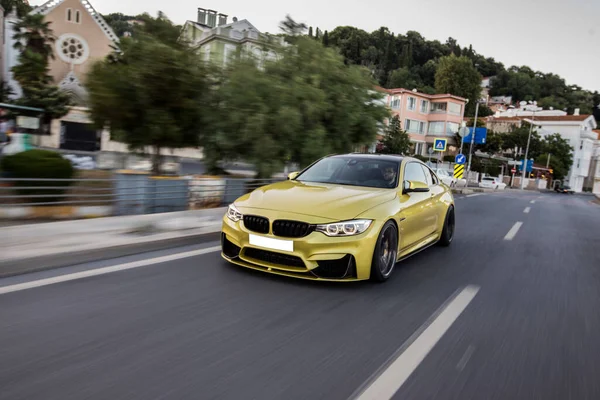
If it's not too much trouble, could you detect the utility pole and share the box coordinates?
[546,153,551,169]
[466,101,480,184]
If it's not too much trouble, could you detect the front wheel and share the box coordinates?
[370,221,398,282]
[438,206,455,247]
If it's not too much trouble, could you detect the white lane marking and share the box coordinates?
[353,285,480,400]
[524,207,531,214]
[466,194,483,198]
[530,200,536,204]
[504,222,523,241]
[456,345,476,371]
[0,246,221,296]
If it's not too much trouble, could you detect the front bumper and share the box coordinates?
[221,214,381,281]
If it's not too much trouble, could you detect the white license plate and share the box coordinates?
[249,234,293,252]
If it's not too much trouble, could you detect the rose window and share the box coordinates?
[56,34,89,64]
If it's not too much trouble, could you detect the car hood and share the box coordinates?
[234,180,397,221]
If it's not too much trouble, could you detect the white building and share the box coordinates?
[490,105,598,192]
[585,130,600,194]
[526,114,597,192]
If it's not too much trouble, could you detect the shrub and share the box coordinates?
[0,149,75,203]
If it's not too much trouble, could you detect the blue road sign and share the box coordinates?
[433,138,447,152]
[462,127,488,145]
[455,154,466,165]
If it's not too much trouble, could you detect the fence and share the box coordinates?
[0,173,282,217]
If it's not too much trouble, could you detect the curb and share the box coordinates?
[0,205,113,219]
[0,230,221,279]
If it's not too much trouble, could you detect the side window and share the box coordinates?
[423,166,438,186]
[403,162,428,185]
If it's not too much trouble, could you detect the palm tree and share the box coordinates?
[13,14,56,62]
[1,0,32,17]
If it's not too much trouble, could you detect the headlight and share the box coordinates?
[315,219,372,237]
[226,204,243,222]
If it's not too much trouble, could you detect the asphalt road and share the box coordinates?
[1,190,599,400]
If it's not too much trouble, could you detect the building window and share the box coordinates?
[406,119,426,134]
[428,121,445,135]
[420,100,429,113]
[577,159,580,168]
[66,8,72,21]
[413,142,425,156]
[55,34,90,64]
[407,97,416,111]
[223,44,236,66]
[75,10,81,24]
[448,102,462,115]
[446,122,459,135]
[580,141,583,150]
[431,102,447,113]
[203,45,211,61]
[390,96,401,110]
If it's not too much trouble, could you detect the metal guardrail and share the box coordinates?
[0,176,283,214]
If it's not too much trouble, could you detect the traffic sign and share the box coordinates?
[434,138,447,152]
[511,168,516,174]
[453,163,464,179]
[455,154,466,165]
[519,159,534,173]
[462,127,487,145]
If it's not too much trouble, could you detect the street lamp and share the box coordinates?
[520,100,537,190]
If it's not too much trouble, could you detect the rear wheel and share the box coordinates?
[438,206,455,247]
[370,221,398,282]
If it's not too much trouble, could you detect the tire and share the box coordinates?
[438,206,455,247]
[370,221,399,282]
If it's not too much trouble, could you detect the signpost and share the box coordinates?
[453,163,465,179]
[434,138,447,152]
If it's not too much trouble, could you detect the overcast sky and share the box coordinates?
[33,0,600,93]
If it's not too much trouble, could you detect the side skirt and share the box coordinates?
[396,233,440,263]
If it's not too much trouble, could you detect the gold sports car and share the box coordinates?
[221,154,455,282]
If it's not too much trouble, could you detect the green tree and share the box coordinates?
[135,11,183,47]
[501,123,544,159]
[386,67,422,89]
[539,133,573,180]
[1,0,31,17]
[435,55,482,115]
[378,115,411,155]
[279,14,307,38]
[11,13,70,129]
[86,17,214,174]
[102,13,137,38]
[218,23,389,177]
[308,26,313,37]
[322,30,329,47]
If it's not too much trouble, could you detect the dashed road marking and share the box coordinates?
[466,194,483,198]
[530,200,536,204]
[504,222,523,241]
[0,246,222,295]
[456,345,476,371]
[352,285,480,400]
[524,207,531,214]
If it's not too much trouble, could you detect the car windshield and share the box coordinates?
[296,157,400,188]
[483,177,495,181]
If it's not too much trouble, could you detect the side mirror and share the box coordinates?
[287,171,299,180]
[403,180,430,194]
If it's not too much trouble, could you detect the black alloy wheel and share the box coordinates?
[370,221,398,282]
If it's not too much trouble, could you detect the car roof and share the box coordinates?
[328,153,409,163]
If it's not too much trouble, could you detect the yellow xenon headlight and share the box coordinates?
[315,219,372,237]
[226,204,243,222]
